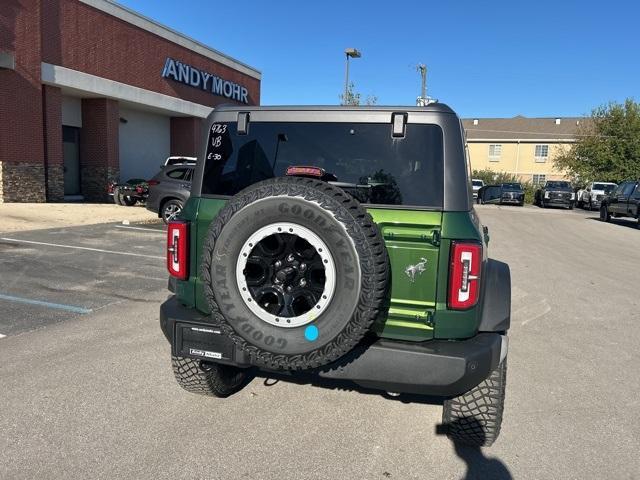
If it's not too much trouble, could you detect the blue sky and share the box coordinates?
[119,0,638,118]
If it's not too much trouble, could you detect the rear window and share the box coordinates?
[593,183,615,193]
[201,122,444,207]
[502,183,522,190]
[166,168,189,180]
[546,181,571,189]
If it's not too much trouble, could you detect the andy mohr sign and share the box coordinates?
[162,58,249,104]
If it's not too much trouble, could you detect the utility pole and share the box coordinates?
[416,64,428,106]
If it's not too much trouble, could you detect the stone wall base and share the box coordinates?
[80,165,120,202]
[1,163,47,202]
[46,164,65,201]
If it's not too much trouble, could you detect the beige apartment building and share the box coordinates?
[462,116,584,184]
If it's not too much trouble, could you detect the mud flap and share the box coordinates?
[173,322,236,362]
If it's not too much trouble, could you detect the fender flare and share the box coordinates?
[479,259,511,332]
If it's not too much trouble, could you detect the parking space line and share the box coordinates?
[0,238,164,259]
[115,225,165,233]
[0,334,6,339]
[0,293,93,314]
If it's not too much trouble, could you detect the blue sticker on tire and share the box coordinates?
[304,325,319,341]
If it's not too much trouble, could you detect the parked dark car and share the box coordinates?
[600,180,640,227]
[535,180,574,209]
[146,163,195,223]
[478,183,525,206]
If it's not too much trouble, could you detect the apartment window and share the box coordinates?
[532,174,546,185]
[535,144,549,162]
[488,144,502,161]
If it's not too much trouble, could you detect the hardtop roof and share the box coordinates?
[212,103,456,115]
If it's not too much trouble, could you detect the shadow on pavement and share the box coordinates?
[437,417,513,480]
[588,216,639,230]
[255,371,442,406]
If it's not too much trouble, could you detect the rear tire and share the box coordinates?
[443,359,507,447]
[113,187,123,205]
[172,356,250,397]
[600,205,611,222]
[120,194,136,206]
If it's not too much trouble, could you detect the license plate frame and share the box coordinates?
[173,322,235,362]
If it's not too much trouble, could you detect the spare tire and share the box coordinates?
[202,176,389,370]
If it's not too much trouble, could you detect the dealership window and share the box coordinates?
[532,174,546,185]
[534,144,549,162]
[488,144,502,161]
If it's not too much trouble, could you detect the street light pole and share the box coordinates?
[343,48,361,105]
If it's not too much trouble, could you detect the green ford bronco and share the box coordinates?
[160,104,511,446]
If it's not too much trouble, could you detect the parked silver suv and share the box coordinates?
[146,157,196,223]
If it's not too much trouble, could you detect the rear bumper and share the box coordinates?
[500,197,523,205]
[160,296,507,397]
[544,195,572,206]
[145,192,160,214]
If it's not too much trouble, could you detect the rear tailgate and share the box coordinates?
[368,209,442,341]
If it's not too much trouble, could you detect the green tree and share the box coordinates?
[555,99,640,183]
[340,82,377,106]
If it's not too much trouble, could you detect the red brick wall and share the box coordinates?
[42,84,64,200]
[0,0,43,167]
[0,0,46,202]
[170,117,203,157]
[42,85,62,168]
[80,97,119,200]
[45,0,260,107]
[40,0,62,65]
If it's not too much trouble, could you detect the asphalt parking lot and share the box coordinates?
[1,206,638,480]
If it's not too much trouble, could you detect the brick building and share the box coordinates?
[0,0,261,202]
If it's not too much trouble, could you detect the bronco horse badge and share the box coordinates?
[405,258,428,283]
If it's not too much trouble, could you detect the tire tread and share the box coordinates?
[442,360,507,447]
[171,355,248,397]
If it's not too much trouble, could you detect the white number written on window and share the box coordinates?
[211,124,227,134]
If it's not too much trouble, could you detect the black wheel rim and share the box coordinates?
[243,233,326,319]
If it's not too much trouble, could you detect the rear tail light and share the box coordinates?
[167,221,189,280]
[448,242,482,310]
[286,166,325,178]
[148,180,160,186]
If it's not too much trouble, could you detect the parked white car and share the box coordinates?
[472,179,485,199]
[577,182,617,210]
